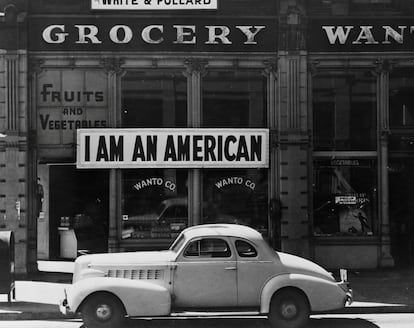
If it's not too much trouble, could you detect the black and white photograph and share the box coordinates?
[1,0,414,327]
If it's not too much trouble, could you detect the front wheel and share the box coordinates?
[268,288,310,328]
[81,293,126,328]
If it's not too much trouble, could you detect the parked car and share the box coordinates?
[60,224,352,328]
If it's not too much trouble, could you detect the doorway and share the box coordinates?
[389,157,414,267]
[49,165,109,259]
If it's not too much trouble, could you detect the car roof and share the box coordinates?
[182,224,264,242]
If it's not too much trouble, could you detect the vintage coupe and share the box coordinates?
[60,224,352,328]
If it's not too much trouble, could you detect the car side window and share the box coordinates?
[184,238,231,258]
[235,240,258,258]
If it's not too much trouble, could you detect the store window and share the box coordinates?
[389,68,414,151]
[390,68,414,128]
[203,70,267,128]
[121,71,188,241]
[122,71,187,127]
[313,158,378,236]
[202,70,268,236]
[203,169,268,235]
[312,70,377,151]
[121,169,188,240]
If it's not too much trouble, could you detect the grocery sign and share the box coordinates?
[91,0,218,10]
[77,128,269,168]
[28,17,277,52]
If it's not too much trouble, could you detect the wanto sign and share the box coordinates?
[77,128,269,169]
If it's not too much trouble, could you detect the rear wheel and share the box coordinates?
[81,293,126,328]
[268,288,310,328]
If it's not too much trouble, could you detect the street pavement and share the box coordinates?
[0,261,413,320]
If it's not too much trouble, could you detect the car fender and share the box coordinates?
[67,277,171,317]
[260,273,347,313]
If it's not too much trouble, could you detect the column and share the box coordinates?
[101,57,124,252]
[184,59,207,226]
[278,2,310,258]
[376,60,394,267]
[264,59,281,249]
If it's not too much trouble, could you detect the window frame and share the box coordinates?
[183,238,232,258]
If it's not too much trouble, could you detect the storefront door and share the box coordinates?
[48,165,109,259]
[389,156,414,267]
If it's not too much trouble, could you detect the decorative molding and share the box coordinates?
[287,57,301,130]
[184,58,208,76]
[374,59,394,75]
[279,5,306,51]
[308,60,320,76]
[263,58,279,76]
[100,57,125,75]
[28,58,45,76]
[5,56,18,132]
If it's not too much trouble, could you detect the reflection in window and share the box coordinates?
[313,159,377,236]
[312,70,377,151]
[203,70,266,128]
[121,169,188,240]
[201,70,268,236]
[121,71,187,127]
[203,169,268,236]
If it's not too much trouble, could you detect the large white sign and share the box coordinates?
[91,0,218,10]
[77,128,269,168]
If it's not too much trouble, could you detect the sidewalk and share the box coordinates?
[0,262,414,320]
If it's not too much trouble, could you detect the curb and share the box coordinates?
[0,312,79,320]
[0,303,80,321]
[322,305,414,315]
[0,306,413,321]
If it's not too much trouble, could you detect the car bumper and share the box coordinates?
[338,281,353,305]
[59,289,74,315]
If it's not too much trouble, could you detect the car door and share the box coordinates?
[172,237,237,308]
[234,239,276,307]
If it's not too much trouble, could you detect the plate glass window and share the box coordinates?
[312,70,377,151]
[120,71,188,242]
[202,70,269,237]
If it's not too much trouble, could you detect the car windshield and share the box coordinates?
[169,233,186,253]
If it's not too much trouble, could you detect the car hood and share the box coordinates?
[73,250,175,282]
[80,250,175,266]
[277,252,335,282]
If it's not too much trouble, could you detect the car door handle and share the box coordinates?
[225,266,237,270]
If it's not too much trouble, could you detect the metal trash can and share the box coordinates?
[0,231,15,302]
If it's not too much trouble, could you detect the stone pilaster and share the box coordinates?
[184,58,207,226]
[1,51,29,274]
[100,57,124,253]
[375,59,394,267]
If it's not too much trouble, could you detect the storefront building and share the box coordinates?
[2,0,414,274]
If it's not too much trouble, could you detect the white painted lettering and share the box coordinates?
[141,25,164,44]
[236,26,265,44]
[322,26,354,44]
[173,25,196,44]
[109,25,133,44]
[205,26,232,44]
[42,25,69,44]
[382,26,406,44]
[75,25,102,44]
[352,26,379,44]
